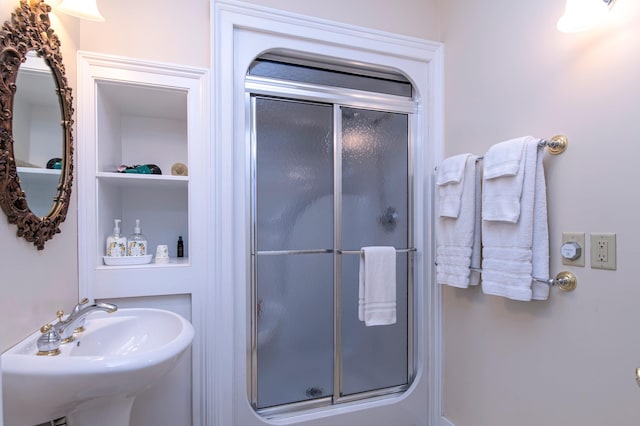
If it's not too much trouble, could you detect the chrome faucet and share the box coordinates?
[53,299,118,343]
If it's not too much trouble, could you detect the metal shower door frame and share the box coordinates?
[247,74,417,416]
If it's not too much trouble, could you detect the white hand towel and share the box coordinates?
[482,138,527,223]
[436,154,481,288]
[359,246,396,326]
[481,137,550,301]
[436,153,470,218]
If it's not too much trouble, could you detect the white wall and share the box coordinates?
[439,1,640,425]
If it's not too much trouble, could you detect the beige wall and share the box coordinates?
[77,0,438,68]
[244,0,439,40]
[440,0,640,425]
[77,0,210,67]
[0,2,79,352]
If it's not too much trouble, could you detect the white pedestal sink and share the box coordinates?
[1,307,194,426]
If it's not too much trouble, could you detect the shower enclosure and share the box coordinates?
[247,58,416,414]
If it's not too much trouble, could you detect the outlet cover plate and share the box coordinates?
[591,232,616,270]
[562,232,585,267]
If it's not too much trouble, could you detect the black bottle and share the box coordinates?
[177,236,184,258]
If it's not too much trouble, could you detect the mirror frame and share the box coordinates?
[0,0,74,249]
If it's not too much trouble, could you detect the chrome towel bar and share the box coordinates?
[468,267,577,291]
[473,134,569,163]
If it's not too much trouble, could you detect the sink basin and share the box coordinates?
[2,307,194,426]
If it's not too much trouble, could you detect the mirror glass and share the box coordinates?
[13,53,64,217]
[0,0,74,249]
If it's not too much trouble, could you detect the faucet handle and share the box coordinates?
[37,323,61,356]
[56,310,64,322]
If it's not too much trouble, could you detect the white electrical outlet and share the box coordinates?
[590,233,616,270]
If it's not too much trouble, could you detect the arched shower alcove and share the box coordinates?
[211,2,444,425]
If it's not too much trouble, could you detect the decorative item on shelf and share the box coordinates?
[177,236,184,258]
[116,164,162,174]
[155,244,169,264]
[46,158,62,170]
[171,162,188,176]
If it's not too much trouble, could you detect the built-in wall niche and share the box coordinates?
[96,81,187,174]
[94,80,189,266]
[78,52,208,306]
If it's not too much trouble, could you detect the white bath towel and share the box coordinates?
[359,246,397,326]
[531,143,550,300]
[436,154,481,288]
[470,161,482,286]
[482,138,527,223]
[436,153,469,218]
[481,137,550,301]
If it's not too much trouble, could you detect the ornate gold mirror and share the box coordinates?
[0,0,74,249]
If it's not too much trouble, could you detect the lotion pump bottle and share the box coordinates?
[106,219,127,257]
[127,219,147,256]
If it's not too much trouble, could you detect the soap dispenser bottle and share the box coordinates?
[127,219,147,256]
[106,219,127,257]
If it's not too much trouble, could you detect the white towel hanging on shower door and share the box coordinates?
[358,246,397,326]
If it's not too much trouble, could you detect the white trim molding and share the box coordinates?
[209,1,444,425]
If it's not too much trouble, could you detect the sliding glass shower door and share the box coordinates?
[249,61,414,414]
[253,97,335,409]
[339,107,409,397]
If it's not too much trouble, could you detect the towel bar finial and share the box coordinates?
[554,271,577,291]
[542,134,568,155]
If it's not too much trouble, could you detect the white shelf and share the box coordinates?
[96,172,188,188]
[17,167,61,186]
[78,52,208,302]
[17,167,62,217]
[98,256,189,269]
[17,167,61,176]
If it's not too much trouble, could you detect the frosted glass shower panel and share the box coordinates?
[341,253,408,395]
[255,253,334,409]
[340,107,409,395]
[341,107,408,248]
[254,97,335,409]
[254,97,334,252]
